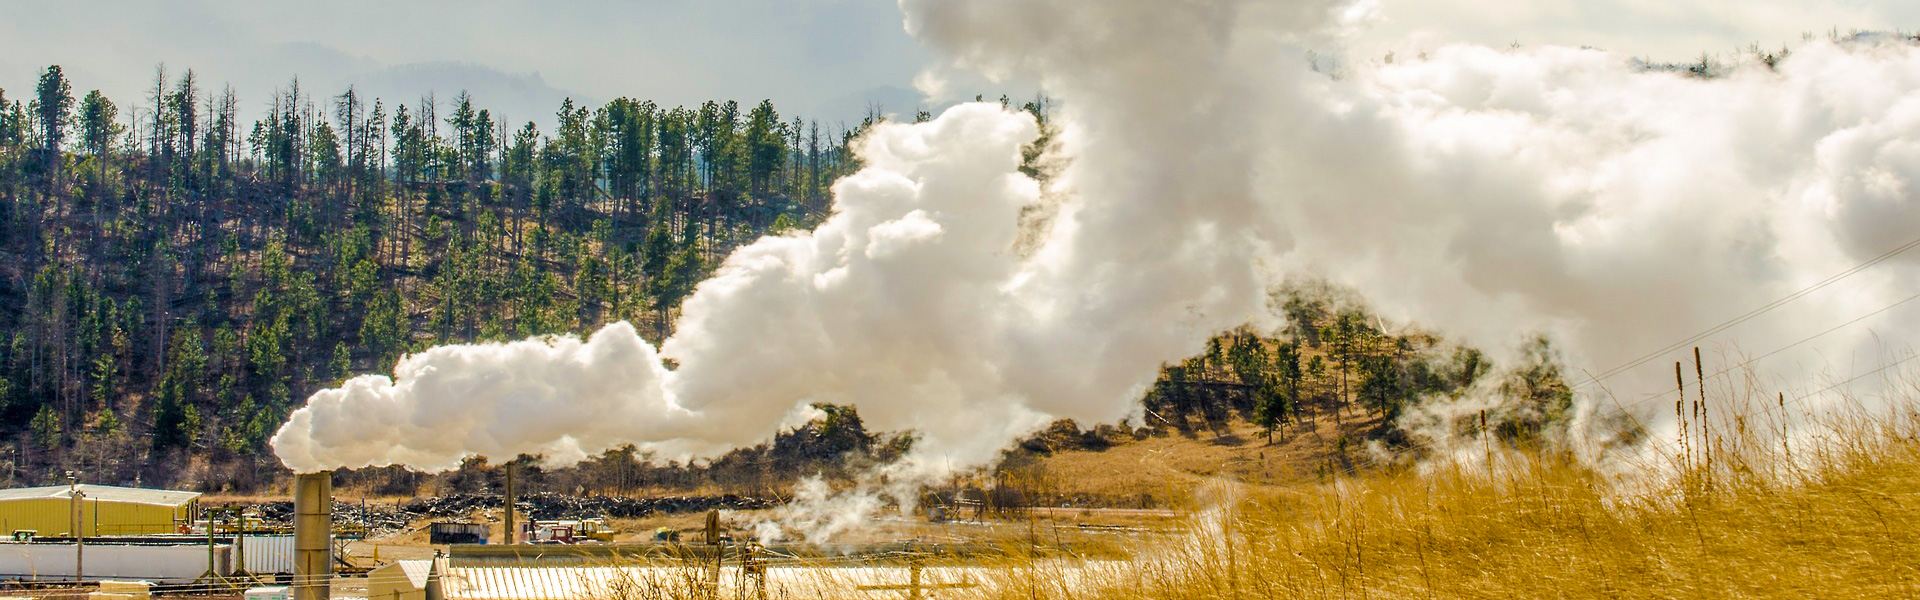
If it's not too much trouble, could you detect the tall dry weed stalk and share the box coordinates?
[583,364,1920,599]
[968,368,1920,599]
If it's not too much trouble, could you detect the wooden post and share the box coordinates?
[909,553,923,600]
[704,509,720,545]
[704,509,721,600]
[67,472,82,582]
[503,462,516,545]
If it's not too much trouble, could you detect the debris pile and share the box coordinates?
[404,492,775,520]
[226,493,775,535]
[334,500,419,533]
[240,500,419,536]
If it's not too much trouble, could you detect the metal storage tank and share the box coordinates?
[0,485,199,536]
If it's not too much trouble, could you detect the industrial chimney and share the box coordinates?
[293,472,332,600]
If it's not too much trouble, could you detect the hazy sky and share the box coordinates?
[0,0,1914,131]
[0,0,937,130]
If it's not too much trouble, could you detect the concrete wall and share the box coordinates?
[0,543,231,583]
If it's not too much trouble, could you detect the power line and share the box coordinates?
[1614,288,1920,411]
[1577,285,1920,462]
[1575,232,1920,391]
[1711,291,1920,381]
[1787,351,1920,405]
[1626,349,1920,463]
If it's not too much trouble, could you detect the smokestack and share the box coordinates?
[293,472,332,600]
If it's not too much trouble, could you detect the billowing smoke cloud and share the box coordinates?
[278,0,1920,479]
[272,322,678,473]
[276,104,1093,473]
[903,0,1920,455]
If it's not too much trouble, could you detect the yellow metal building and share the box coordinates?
[0,484,200,536]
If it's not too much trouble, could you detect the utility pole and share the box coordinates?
[705,510,721,600]
[909,552,924,600]
[67,471,83,582]
[235,510,251,579]
[207,508,221,587]
[502,463,515,545]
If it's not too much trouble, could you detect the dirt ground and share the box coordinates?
[216,412,1379,571]
[330,502,1184,569]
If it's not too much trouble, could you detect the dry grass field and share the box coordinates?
[212,390,1920,600]
[1020,412,1387,506]
[974,402,1920,599]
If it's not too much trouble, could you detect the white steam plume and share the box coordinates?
[276,104,1092,473]
[279,0,1920,481]
[903,0,1920,459]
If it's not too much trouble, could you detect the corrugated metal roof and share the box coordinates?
[394,559,434,589]
[443,565,995,600]
[0,484,200,507]
[446,566,610,600]
[368,561,433,588]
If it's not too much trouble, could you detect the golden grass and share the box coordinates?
[1023,413,1388,504]
[498,401,1920,600]
[976,404,1920,600]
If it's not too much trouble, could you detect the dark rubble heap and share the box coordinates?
[229,492,776,535]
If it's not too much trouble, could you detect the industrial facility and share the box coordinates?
[0,484,200,537]
[0,482,305,585]
[0,473,991,599]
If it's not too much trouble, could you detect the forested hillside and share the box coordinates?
[0,64,1575,496]
[0,64,1064,489]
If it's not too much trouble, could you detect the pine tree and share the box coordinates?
[30,404,61,449]
[77,90,117,158]
[32,65,74,185]
[1258,342,1303,442]
[744,99,783,196]
[0,66,883,485]
[34,66,73,154]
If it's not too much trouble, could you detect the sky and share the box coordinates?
[0,0,937,131]
[1357,0,1918,60]
[0,0,1914,132]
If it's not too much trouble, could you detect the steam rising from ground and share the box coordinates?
[279,0,1920,500]
[904,0,1920,463]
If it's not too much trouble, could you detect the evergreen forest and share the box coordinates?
[0,65,1569,495]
